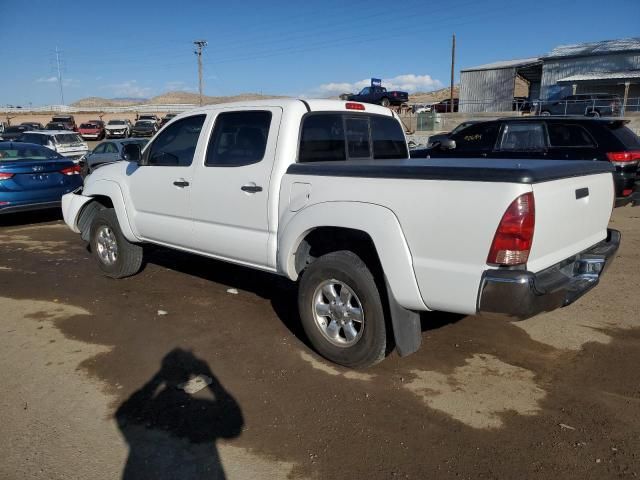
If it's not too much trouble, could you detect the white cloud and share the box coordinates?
[102,80,153,98]
[36,76,58,83]
[313,74,444,97]
[35,76,79,88]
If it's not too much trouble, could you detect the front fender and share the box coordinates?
[278,201,427,311]
[80,180,139,242]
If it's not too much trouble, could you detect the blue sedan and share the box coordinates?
[0,142,83,214]
[84,138,148,173]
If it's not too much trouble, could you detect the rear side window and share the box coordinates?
[206,111,272,166]
[55,134,82,144]
[548,124,595,147]
[299,113,407,162]
[499,123,546,151]
[450,122,499,152]
[147,114,205,167]
[608,124,640,149]
[20,133,47,145]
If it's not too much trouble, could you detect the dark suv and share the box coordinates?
[537,94,621,117]
[412,117,640,206]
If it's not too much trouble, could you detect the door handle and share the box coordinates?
[173,179,190,188]
[241,184,263,193]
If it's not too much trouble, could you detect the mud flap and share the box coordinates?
[385,277,422,357]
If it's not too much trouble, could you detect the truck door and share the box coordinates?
[190,107,282,269]
[127,113,207,248]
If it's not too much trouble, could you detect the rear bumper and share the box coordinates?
[0,200,61,215]
[477,229,620,320]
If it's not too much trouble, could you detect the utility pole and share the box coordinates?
[449,33,456,113]
[55,46,65,105]
[193,40,208,106]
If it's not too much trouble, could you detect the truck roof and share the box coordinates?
[181,98,394,117]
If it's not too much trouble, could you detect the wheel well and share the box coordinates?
[295,227,382,276]
[77,196,113,241]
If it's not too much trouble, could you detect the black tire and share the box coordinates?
[298,250,387,368]
[587,109,601,118]
[540,110,551,116]
[89,208,143,279]
[380,97,391,107]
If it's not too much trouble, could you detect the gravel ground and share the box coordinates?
[0,207,639,479]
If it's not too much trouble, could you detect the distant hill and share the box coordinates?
[71,91,284,108]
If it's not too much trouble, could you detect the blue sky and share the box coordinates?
[1,0,638,106]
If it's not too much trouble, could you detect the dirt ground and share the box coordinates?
[0,207,639,479]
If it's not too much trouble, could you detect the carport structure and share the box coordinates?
[459,57,542,113]
[557,70,640,112]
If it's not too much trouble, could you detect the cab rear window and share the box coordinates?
[299,113,407,162]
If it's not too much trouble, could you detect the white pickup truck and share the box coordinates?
[62,99,620,368]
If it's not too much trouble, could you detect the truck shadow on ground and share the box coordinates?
[115,348,243,480]
[143,246,466,350]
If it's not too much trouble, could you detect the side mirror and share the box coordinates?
[439,138,456,150]
[122,143,142,162]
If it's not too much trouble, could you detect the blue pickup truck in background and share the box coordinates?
[346,86,409,107]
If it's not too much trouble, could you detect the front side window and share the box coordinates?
[147,114,205,167]
[359,87,371,95]
[93,144,106,154]
[548,124,595,147]
[104,143,119,154]
[451,122,499,152]
[206,111,272,167]
[499,123,546,151]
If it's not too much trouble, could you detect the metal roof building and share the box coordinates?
[458,37,640,113]
[540,37,640,101]
[459,58,542,113]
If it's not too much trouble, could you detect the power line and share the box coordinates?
[55,46,65,105]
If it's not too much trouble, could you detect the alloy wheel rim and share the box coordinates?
[312,279,364,347]
[96,225,118,266]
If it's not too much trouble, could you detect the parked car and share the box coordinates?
[138,114,160,126]
[432,98,459,113]
[50,115,77,131]
[160,113,177,127]
[537,93,621,117]
[20,122,45,130]
[0,125,31,141]
[0,142,83,214]
[17,131,89,163]
[346,86,409,107]
[61,99,619,368]
[411,117,640,206]
[84,139,148,172]
[105,119,132,138]
[130,121,156,137]
[426,120,481,148]
[78,123,105,140]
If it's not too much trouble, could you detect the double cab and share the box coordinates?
[346,86,408,107]
[62,99,620,368]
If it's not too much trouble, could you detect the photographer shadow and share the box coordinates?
[115,348,243,480]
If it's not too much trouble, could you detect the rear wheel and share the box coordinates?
[90,208,143,279]
[540,110,551,116]
[587,109,601,117]
[298,250,387,368]
[381,97,391,107]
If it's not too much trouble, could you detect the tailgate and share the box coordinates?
[527,172,614,273]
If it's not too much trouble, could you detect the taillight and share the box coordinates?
[623,188,633,196]
[487,192,535,266]
[60,165,81,175]
[606,150,640,166]
[345,102,365,111]
[0,172,14,180]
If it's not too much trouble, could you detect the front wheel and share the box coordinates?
[90,208,143,279]
[380,97,391,107]
[298,250,387,368]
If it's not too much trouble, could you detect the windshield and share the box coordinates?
[108,120,125,125]
[55,134,83,144]
[135,122,153,127]
[52,117,72,122]
[0,144,63,161]
[80,123,98,129]
[5,126,27,133]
